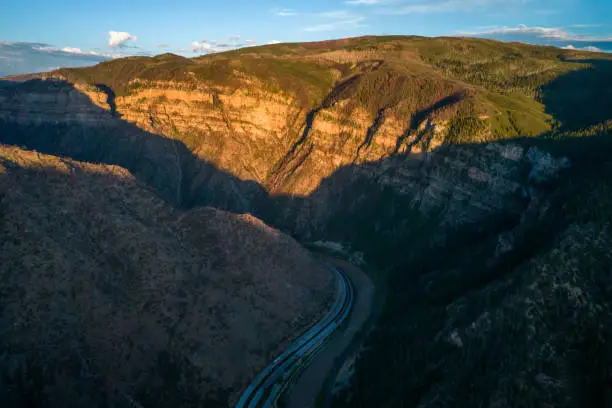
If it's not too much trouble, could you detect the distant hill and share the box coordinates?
[0,41,111,78]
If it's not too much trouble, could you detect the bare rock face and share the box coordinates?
[0,79,270,214]
[0,74,565,407]
[526,146,571,183]
[0,145,333,407]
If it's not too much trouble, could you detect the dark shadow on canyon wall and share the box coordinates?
[541,58,612,131]
[94,83,119,117]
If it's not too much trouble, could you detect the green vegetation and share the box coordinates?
[56,53,193,95]
[445,117,487,144]
[53,35,612,143]
[57,52,337,109]
[324,41,612,405]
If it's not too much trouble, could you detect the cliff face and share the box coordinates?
[0,73,564,262]
[2,37,603,232]
[5,37,557,199]
[0,79,269,213]
[27,75,456,197]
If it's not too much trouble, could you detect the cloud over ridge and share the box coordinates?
[108,31,137,47]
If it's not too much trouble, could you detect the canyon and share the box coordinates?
[1,35,612,407]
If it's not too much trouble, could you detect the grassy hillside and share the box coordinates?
[50,36,611,147]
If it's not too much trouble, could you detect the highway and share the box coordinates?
[235,265,354,408]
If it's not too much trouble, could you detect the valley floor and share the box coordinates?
[285,256,375,408]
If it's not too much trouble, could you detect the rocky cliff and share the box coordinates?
[0,68,565,265]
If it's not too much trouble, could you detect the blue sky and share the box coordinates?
[1,0,611,75]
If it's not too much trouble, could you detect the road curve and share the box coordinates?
[235,264,353,408]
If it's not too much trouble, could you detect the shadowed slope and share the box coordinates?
[0,145,333,408]
[541,59,612,130]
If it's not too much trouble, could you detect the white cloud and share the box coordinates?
[562,44,602,52]
[455,24,612,53]
[190,36,255,54]
[108,31,137,47]
[459,24,612,42]
[34,45,107,57]
[267,40,282,45]
[191,40,214,53]
[566,24,604,29]
[273,8,298,16]
[304,11,366,32]
[59,47,85,54]
[156,43,169,48]
[382,0,534,15]
[214,42,231,47]
[460,24,570,39]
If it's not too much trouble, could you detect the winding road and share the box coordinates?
[235,265,354,408]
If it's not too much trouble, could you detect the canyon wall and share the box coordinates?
[0,75,564,265]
